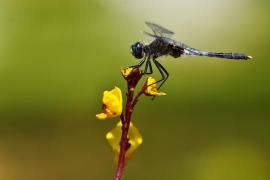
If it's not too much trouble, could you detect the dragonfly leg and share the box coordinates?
[153,59,169,91]
[129,56,147,69]
[143,58,153,75]
[147,59,169,100]
[129,57,153,75]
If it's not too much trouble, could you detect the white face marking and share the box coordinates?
[130,47,135,55]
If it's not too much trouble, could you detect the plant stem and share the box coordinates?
[114,67,143,180]
[114,83,135,180]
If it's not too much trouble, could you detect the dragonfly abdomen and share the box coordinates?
[204,52,252,60]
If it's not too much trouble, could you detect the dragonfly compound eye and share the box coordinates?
[130,42,144,59]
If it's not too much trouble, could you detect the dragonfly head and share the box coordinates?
[130,42,144,59]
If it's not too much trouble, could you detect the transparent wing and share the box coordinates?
[140,30,157,38]
[145,21,174,38]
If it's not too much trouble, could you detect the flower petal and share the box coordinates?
[106,121,143,165]
[120,66,133,78]
[120,66,142,83]
[144,77,166,96]
[96,87,123,120]
[95,113,108,119]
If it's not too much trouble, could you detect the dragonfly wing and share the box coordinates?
[145,21,174,38]
[141,30,158,38]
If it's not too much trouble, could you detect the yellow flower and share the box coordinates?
[120,66,133,78]
[120,66,142,82]
[144,77,166,96]
[96,87,123,120]
[106,121,143,165]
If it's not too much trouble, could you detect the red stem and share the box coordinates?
[114,68,143,180]
[114,82,137,180]
[131,87,146,109]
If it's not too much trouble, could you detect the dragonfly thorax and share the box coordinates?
[130,42,144,59]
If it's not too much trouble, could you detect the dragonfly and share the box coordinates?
[130,21,252,92]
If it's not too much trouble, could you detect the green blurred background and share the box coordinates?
[0,0,269,179]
